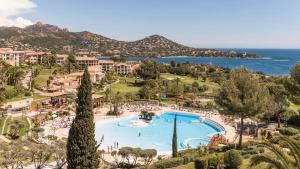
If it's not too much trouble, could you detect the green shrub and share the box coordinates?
[207,154,220,169]
[224,150,243,169]
[153,157,183,169]
[257,147,265,154]
[288,115,300,127]
[3,87,18,99]
[243,154,250,159]
[277,127,299,136]
[24,91,32,96]
[183,155,194,164]
[194,158,207,169]
[241,149,257,156]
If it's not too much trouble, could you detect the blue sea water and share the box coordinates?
[95,112,223,154]
[99,49,300,75]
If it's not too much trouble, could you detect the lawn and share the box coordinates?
[3,85,29,102]
[33,68,55,89]
[108,74,220,97]
[160,73,220,95]
[3,86,46,102]
[2,116,30,138]
[289,101,300,112]
[111,76,142,95]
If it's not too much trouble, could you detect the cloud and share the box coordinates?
[0,0,36,28]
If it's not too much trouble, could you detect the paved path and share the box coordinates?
[102,79,120,92]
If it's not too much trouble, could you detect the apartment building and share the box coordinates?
[98,60,115,72]
[0,48,25,66]
[56,54,68,65]
[25,50,46,64]
[115,63,133,74]
[75,56,99,67]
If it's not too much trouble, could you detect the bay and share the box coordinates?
[99,49,300,75]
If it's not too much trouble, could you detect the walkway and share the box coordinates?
[102,79,120,92]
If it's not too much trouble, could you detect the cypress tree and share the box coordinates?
[67,68,99,169]
[172,115,178,157]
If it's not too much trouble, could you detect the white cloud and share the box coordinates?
[0,0,36,28]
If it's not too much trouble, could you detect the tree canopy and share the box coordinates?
[137,60,160,80]
[216,67,269,148]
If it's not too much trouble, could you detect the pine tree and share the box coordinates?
[66,54,77,74]
[172,115,178,157]
[67,68,99,169]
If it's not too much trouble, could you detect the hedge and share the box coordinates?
[153,157,184,169]
[194,158,208,169]
[288,115,300,127]
[277,127,299,136]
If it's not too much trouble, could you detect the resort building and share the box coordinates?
[56,54,68,65]
[88,65,105,83]
[98,60,115,72]
[115,63,133,74]
[76,56,99,67]
[47,65,104,92]
[25,50,46,64]
[98,60,141,74]
[0,48,26,66]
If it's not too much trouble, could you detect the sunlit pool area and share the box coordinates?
[95,112,225,154]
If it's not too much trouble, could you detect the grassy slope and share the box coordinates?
[160,73,219,95]
[108,74,220,97]
[4,85,27,102]
[33,68,55,88]
[289,102,300,112]
[111,76,142,95]
[3,116,30,137]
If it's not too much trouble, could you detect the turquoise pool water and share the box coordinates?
[95,112,224,154]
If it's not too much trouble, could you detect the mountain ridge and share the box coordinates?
[0,22,256,58]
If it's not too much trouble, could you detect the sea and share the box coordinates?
[98,49,300,76]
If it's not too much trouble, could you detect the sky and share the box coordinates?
[0,0,300,49]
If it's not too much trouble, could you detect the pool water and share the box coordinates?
[95,112,224,154]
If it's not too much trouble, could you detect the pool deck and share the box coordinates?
[44,104,236,164]
[52,104,236,141]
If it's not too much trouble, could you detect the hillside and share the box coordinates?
[0,22,256,58]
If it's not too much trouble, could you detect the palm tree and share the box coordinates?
[250,136,300,169]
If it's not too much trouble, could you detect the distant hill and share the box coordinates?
[0,22,256,58]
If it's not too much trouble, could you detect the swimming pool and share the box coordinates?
[95,112,224,154]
